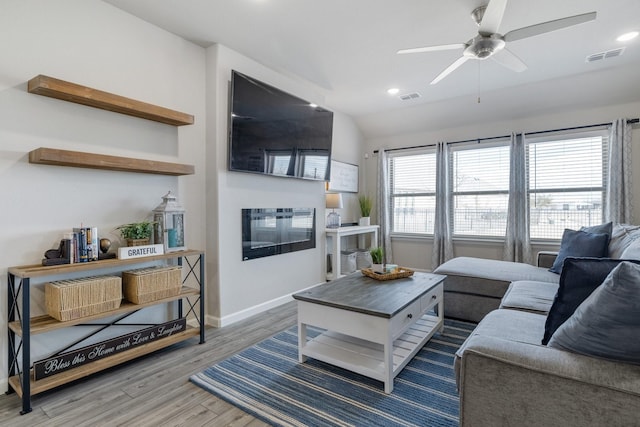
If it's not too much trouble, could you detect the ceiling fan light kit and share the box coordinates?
[463,34,505,59]
[398,0,597,85]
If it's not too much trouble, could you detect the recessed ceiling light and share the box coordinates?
[617,31,639,42]
[309,103,318,108]
[387,88,400,95]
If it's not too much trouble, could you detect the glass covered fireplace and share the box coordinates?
[241,208,316,260]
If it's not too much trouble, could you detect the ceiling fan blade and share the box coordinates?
[504,11,597,42]
[491,48,527,72]
[397,43,465,55]
[430,56,470,85]
[478,0,508,35]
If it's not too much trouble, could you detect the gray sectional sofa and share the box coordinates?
[433,223,640,426]
[433,253,559,322]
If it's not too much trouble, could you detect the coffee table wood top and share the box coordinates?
[293,271,445,318]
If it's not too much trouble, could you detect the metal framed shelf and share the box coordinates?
[6,250,205,415]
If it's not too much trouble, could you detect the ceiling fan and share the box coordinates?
[398,0,596,84]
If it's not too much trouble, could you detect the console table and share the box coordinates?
[6,250,204,415]
[325,225,379,280]
[293,271,445,393]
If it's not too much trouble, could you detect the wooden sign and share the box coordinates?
[34,318,187,380]
[117,244,164,259]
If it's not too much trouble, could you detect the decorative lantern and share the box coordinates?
[153,191,186,253]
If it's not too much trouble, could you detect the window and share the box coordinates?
[451,142,510,237]
[528,132,608,239]
[385,129,608,240]
[389,150,436,234]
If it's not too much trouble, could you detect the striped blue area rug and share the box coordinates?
[190,319,475,427]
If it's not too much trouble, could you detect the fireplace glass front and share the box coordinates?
[242,208,316,260]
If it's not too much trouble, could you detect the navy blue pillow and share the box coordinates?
[549,229,610,274]
[542,257,640,345]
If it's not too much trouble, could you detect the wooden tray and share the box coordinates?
[361,267,414,281]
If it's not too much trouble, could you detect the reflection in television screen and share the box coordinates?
[229,71,333,182]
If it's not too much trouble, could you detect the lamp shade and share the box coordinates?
[325,193,343,209]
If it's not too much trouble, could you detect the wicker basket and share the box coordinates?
[45,275,122,321]
[122,266,182,304]
[361,266,415,281]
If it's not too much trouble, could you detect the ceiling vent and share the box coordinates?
[586,47,625,63]
[399,92,421,101]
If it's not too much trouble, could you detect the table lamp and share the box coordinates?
[325,193,343,228]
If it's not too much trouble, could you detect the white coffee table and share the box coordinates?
[293,271,445,393]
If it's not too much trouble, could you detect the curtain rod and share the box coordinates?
[373,118,639,154]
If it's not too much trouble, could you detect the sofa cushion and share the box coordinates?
[542,257,640,345]
[608,223,640,258]
[500,280,558,314]
[548,262,640,365]
[455,309,546,387]
[549,229,610,274]
[435,257,560,287]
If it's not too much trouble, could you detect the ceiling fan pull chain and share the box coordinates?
[477,61,481,104]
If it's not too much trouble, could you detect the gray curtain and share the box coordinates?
[504,132,532,263]
[605,119,633,223]
[432,141,453,269]
[377,149,393,263]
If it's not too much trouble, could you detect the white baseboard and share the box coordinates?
[206,282,322,328]
[1,378,7,394]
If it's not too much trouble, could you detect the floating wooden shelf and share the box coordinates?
[29,147,195,176]
[28,75,194,126]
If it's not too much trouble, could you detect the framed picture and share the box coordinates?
[328,160,358,193]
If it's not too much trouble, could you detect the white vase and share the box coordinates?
[358,216,370,226]
[371,263,385,273]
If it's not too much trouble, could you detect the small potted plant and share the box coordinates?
[370,246,384,272]
[116,221,156,247]
[358,195,372,226]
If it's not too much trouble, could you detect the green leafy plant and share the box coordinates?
[358,195,372,217]
[116,221,156,240]
[369,246,384,264]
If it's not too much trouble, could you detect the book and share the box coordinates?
[73,227,88,262]
[89,226,98,261]
[72,226,99,262]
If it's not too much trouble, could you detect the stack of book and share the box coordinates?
[65,226,99,263]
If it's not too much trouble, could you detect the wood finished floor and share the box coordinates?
[0,301,298,427]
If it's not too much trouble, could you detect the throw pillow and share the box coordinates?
[580,221,612,240]
[548,261,640,365]
[542,257,640,345]
[549,229,610,274]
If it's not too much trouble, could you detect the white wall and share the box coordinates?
[0,0,206,390]
[0,2,366,394]
[206,45,364,325]
[364,101,640,271]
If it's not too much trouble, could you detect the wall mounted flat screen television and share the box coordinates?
[228,70,334,181]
